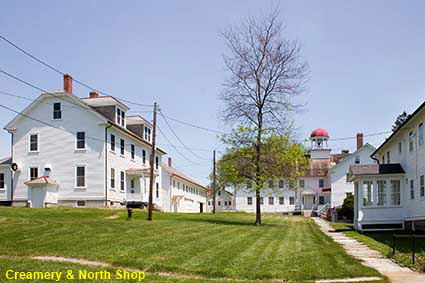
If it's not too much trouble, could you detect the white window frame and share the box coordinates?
[363,181,374,206]
[409,132,415,152]
[142,150,146,164]
[355,155,360,164]
[419,123,424,146]
[75,165,86,188]
[28,133,39,152]
[278,180,284,188]
[130,144,135,160]
[120,139,125,156]
[289,196,295,205]
[390,180,401,206]
[53,102,62,120]
[299,179,305,188]
[279,197,284,205]
[268,196,274,205]
[319,179,324,188]
[110,134,115,152]
[156,183,159,198]
[0,173,4,189]
[377,180,386,206]
[247,197,252,205]
[155,156,159,169]
[110,168,115,189]
[29,166,39,181]
[420,175,425,198]
[410,179,415,200]
[75,131,86,150]
[120,171,125,191]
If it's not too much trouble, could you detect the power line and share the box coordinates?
[0,33,152,108]
[160,112,225,134]
[156,125,208,166]
[159,110,210,160]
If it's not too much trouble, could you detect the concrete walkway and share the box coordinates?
[313,218,425,283]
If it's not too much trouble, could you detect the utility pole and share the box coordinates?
[212,150,216,214]
[147,102,158,221]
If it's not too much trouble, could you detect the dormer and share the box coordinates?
[126,115,153,143]
[81,91,129,128]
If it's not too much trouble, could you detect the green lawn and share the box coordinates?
[330,222,425,272]
[0,207,384,282]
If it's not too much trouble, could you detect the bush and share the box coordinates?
[337,194,354,220]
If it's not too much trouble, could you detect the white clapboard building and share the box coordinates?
[0,74,206,212]
[350,101,425,231]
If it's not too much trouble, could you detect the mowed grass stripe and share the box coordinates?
[0,208,383,281]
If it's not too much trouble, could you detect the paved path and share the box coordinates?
[313,218,425,283]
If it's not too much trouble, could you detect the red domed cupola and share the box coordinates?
[310,128,329,138]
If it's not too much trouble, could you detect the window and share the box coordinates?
[319,179,324,188]
[390,180,401,206]
[247,182,252,189]
[419,123,424,146]
[319,196,325,205]
[155,156,159,169]
[116,108,125,126]
[29,167,38,181]
[279,197,284,205]
[247,197,252,205]
[228,201,231,206]
[224,201,228,206]
[0,173,4,189]
[110,134,115,151]
[142,150,146,164]
[116,108,121,125]
[259,197,264,205]
[218,190,221,196]
[279,180,284,188]
[147,128,151,141]
[120,139,125,155]
[76,166,85,188]
[76,132,85,149]
[410,180,415,200]
[208,201,211,206]
[29,134,38,152]
[156,183,159,198]
[355,155,360,164]
[382,155,385,164]
[268,180,274,188]
[377,180,386,206]
[120,171,125,191]
[144,126,148,140]
[110,168,115,189]
[363,181,374,206]
[421,175,425,197]
[218,201,221,206]
[299,179,305,188]
[289,197,294,205]
[268,197,274,205]
[130,179,135,189]
[53,102,61,119]
[131,144,135,160]
[387,151,390,163]
[76,200,86,207]
[398,142,402,154]
[409,132,414,152]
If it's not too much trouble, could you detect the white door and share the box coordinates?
[29,187,47,208]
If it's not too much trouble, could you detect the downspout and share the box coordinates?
[105,122,112,208]
[10,131,14,204]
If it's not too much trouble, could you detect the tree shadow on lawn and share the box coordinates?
[178,217,283,227]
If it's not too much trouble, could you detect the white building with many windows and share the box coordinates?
[0,74,174,209]
[350,101,425,231]
[206,188,235,212]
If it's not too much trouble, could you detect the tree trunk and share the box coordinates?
[255,113,262,225]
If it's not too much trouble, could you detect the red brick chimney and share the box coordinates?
[168,157,172,167]
[89,91,99,98]
[63,74,73,94]
[356,133,363,150]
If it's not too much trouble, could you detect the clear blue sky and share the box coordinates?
[1,1,425,184]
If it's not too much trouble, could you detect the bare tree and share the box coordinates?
[220,11,308,225]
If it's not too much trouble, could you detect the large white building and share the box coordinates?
[233,129,376,216]
[350,101,425,231]
[0,74,206,212]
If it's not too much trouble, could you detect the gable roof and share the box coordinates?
[372,100,425,157]
[4,91,107,131]
[330,143,376,171]
[0,157,11,166]
[162,163,207,190]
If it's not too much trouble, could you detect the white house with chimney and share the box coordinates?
[0,74,206,211]
[161,157,208,213]
[350,101,425,231]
